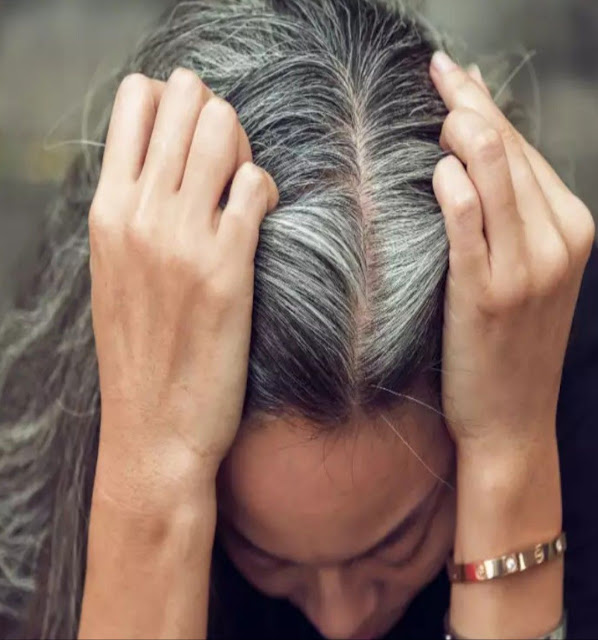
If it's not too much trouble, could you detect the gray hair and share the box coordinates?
[0,0,524,637]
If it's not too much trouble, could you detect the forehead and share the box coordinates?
[216,401,453,564]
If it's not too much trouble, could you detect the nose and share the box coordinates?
[301,566,378,639]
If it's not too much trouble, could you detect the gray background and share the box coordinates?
[1,0,596,315]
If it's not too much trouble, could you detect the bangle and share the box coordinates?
[446,532,566,583]
[444,609,567,639]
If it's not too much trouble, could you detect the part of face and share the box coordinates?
[216,381,456,640]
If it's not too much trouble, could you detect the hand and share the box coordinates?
[88,68,278,507]
[429,52,596,457]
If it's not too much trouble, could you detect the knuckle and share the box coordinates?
[450,191,480,222]
[581,217,597,254]
[88,215,105,250]
[569,193,592,220]
[88,196,103,226]
[510,265,532,303]
[489,266,531,311]
[534,238,571,292]
[118,72,150,96]
[442,108,462,133]
[439,111,459,147]
[88,215,104,246]
[471,128,504,162]
[88,197,115,237]
[189,253,213,282]
[113,74,157,131]
[432,159,445,187]
[123,215,153,252]
[432,155,460,202]
[568,195,596,256]
[171,242,219,287]
[205,96,238,124]
[552,239,571,273]
[168,66,200,91]
[238,162,267,194]
[195,263,236,309]
[203,99,239,149]
[165,247,204,283]
[206,277,235,308]
[433,154,456,182]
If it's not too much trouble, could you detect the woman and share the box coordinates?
[1,0,597,638]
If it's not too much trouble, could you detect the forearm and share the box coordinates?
[450,432,563,639]
[78,471,217,640]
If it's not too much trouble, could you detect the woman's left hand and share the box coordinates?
[429,51,596,459]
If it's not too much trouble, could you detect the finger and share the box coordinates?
[100,74,165,185]
[218,162,279,260]
[431,52,569,240]
[178,97,246,230]
[432,154,490,290]
[140,67,211,195]
[517,139,584,242]
[522,141,598,267]
[181,105,252,197]
[439,108,526,275]
[440,108,569,282]
[180,95,252,210]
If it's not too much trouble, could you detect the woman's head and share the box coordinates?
[142,3,456,633]
[134,3,456,633]
[0,0,524,638]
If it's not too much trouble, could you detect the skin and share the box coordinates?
[217,381,456,640]
[80,69,280,639]
[79,49,595,640]
[213,56,594,638]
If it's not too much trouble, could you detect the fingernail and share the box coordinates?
[432,50,457,74]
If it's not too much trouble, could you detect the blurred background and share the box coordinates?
[0,0,597,315]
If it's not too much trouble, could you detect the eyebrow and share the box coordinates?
[224,480,441,565]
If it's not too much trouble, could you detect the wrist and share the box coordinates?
[454,432,562,560]
[94,423,220,520]
[86,476,217,579]
[91,463,217,521]
[82,473,217,640]
[455,420,558,473]
[455,429,561,506]
[449,431,563,639]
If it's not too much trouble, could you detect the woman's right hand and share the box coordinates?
[88,68,278,512]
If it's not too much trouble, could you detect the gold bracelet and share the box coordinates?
[446,532,566,582]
